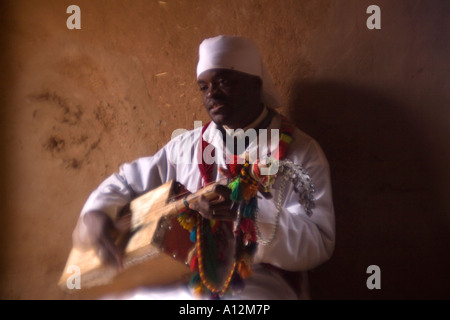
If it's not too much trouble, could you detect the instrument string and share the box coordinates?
[163,178,228,204]
[123,178,228,228]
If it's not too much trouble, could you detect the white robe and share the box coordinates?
[75,113,335,300]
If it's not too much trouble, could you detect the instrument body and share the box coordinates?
[58,180,220,298]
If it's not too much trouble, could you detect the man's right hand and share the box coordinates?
[80,211,124,270]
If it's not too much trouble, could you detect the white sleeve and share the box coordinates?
[72,129,202,246]
[79,146,176,219]
[253,138,335,271]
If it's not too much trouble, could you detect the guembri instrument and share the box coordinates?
[58,180,222,298]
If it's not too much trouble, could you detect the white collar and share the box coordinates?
[202,109,281,163]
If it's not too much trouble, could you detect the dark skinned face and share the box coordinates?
[197,69,263,129]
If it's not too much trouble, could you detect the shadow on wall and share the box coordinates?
[288,80,450,299]
[0,1,13,294]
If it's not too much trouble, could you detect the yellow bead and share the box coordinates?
[280,133,293,144]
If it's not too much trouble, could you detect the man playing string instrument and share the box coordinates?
[72,35,335,299]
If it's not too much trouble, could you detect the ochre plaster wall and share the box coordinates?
[0,0,449,299]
